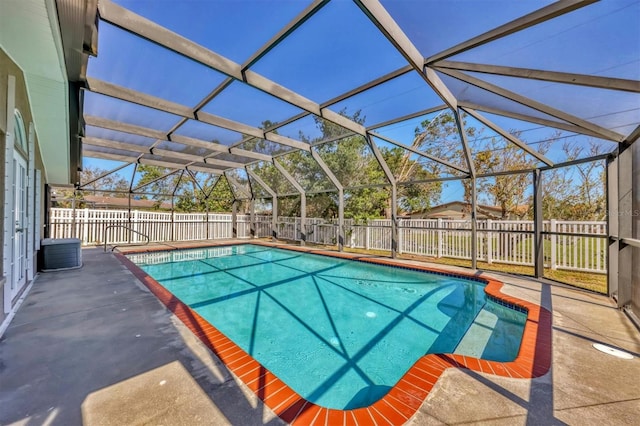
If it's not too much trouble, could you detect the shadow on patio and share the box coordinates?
[1,244,639,425]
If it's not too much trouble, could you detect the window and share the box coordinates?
[14,109,28,154]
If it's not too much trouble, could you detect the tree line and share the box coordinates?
[69,111,608,221]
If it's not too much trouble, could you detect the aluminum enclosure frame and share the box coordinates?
[60,0,637,297]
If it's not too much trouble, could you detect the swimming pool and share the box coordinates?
[127,244,526,410]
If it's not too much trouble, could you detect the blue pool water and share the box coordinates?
[127,244,526,409]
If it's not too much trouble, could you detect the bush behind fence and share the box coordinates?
[50,208,607,274]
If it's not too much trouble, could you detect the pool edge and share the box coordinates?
[114,241,552,426]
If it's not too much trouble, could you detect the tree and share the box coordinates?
[409,112,472,213]
[205,175,235,212]
[131,165,236,212]
[542,140,608,220]
[299,110,390,220]
[412,111,556,219]
[56,165,130,207]
[472,134,552,219]
[260,110,455,219]
[135,165,175,197]
[173,173,236,213]
[381,146,441,214]
[80,165,130,194]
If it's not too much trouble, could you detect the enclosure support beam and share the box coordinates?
[310,149,345,251]
[170,196,175,242]
[69,81,83,185]
[454,110,476,178]
[205,200,210,240]
[85,115,273,162]
[263,65,415,135]
[300,194,307,245]
[457,102,606,141]
[353,0,458,110]
[44,185,52,239]
[614,141,634,307]
[98,0,370,137]
[438,68,625,142]
[369,131,468,175]
[81,189,168,197]
[204,175,221,200]
[533,169,544,278]
[84,79,311,151]
[272,196,278,241]
[366,135,398,258]
[338,189,344,251]
[471,177,478,270]
[133,0,320,160]
[250,199,256,239]
[232,200,238,239]
[321,65,413,108]
[246,170,278,241]
[224,173,252,200]
[607,155,619,299]
[185,169,205,194]
[71,193,77,239]
[273,159,307,245]
[132,168,179,192]
[84,150,192,172]
[461,107,554,166]
[436,61,640,93]
[171,171,185,242]
[82,135,237,170]
[367,105,447,131]
[127,193,131,243]
[242,0,329,70]
[426,0,596,64]
[127,163,138,244]
[80,160,134,189]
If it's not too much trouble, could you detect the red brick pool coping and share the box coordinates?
[115,241,552,426]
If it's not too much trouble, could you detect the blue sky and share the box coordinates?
[83,0,639,205]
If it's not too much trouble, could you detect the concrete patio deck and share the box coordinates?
[1,242,638,425]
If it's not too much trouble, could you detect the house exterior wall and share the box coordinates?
[0,48,46,323]
[409,203,497,220]
[410,207,476,220]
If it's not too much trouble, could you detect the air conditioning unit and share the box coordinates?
[41,238,82,271]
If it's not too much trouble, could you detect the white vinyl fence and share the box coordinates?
[50,208,607,274]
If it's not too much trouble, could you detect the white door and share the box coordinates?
[11,152,27,295]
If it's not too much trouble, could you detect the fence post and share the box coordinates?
[350,226,355,248]
[437,218,443,258]
[232,201,238,239]
[550,219,557,270]
[82,208,89,244]
[533,169,544,277]
[365,225,370,250]
[132,209,139,243]
[171,204,175,242]
[205,206,209,240]
[47,209,608,276]
[250,199,256,238]
[486,219,493,264]
[71,196,77,238]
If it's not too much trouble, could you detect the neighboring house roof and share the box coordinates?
[80,195,172,210]
[409,201,504,219]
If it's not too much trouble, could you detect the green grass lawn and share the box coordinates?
[304,241,607,294]
[400,232,606,269]
[414,257,606,294]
